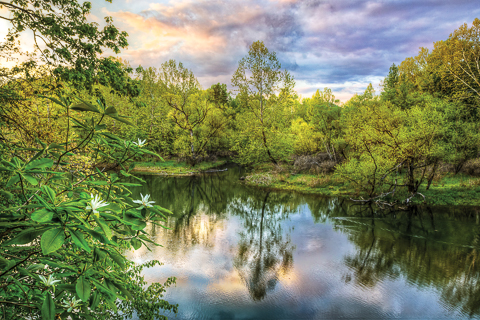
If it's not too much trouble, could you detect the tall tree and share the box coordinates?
[231,40,295,165]
[435,18,480,101]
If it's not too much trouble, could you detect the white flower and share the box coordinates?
[62,297,82,312]
[86,194,108,215]
[133,193,155,210]
[132,138,146,147]
[38,274,61,291]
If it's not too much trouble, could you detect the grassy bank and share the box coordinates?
[244,165,480,206]
[131,159,227,175]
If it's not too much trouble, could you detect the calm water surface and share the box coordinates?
[127,165,480,320]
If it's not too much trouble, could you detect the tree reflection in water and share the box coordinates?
[230,191,295,301]
[335,205,480,316]
[131,169,480,317]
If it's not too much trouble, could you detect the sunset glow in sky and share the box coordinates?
[2,0,480,101]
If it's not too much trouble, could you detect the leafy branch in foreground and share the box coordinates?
[0,93,177,320]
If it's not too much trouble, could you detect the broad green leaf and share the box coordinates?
[86,229,114,245]
[41,294,55,320]
[76,276,91,302]
[104,106,118,116]
[21,173,39,186]
[131,238,142,250]
[31,208,54,223]
[90,291,100,310]
[25,158,54,170]
[57,284,76,296]
[140,148,163,160]
[71,102,100,113]
[113,282,133,300]
[110,115,133,125]
[68,228,91,252]
[107,250,125,269]
[34,194,53,210]
[93,216,112,240]
[5,227,50,245]
[6,175,20,187]
[41,228,65,255]
[47,143,64,150]
[42,185,56,203]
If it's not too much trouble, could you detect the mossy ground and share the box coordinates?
[244,164,480,206]
[131,159,227,175]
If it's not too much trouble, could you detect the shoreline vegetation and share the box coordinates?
[136,159,480,206]
[131,159,227,175]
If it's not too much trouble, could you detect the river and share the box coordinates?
[127,164,480,320]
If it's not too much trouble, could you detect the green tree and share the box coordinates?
[231,40,295,165]
[0,0,138,97]
[305,88,345,161]
[339,91,445,202]
[157,60,218,165]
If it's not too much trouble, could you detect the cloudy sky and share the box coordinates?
[3,0,480,101]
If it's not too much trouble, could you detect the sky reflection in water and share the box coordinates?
[127,167,480,320]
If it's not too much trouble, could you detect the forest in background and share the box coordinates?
[9,18,479,204]
[1,0,480,318]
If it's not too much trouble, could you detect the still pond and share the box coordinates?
[128,165,480,320]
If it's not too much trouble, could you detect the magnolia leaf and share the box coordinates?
[93,216,112,240]
[41,294,55,320]
[68,228,91,252]
[71,102,100,113]
[90,291,101,310]
[107,250,125,269]
[86,229,113,245]
[6,175,20,187]
[5,227,50,245]
[76,276,91,302]
[113,282,133,300]
[41,185,56,203]
[41,228,65,255]
[104,106,118,116]
[31,208,54,223]
[110,115,133,125]
[25,158,54,170]
[21,173,39,186]
[131,238,142,250]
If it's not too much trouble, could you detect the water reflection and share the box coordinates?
[128,166,480,319]
[334,206,480,317]
[232,191,295,300]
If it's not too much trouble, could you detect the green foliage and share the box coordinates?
[0,0,139,97]
[339,91,445,200]
[0,92,177,319]
[231,40,296,165]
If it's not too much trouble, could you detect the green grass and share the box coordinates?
[245,168,480,206]
[415,174,480,206]
[131,159,227,175]
[245,172,351,197]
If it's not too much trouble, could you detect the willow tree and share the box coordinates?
[231,41,295,165]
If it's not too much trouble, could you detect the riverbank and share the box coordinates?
[131,160,480,206]
[131,159,227,175]
[243,166,480,206]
